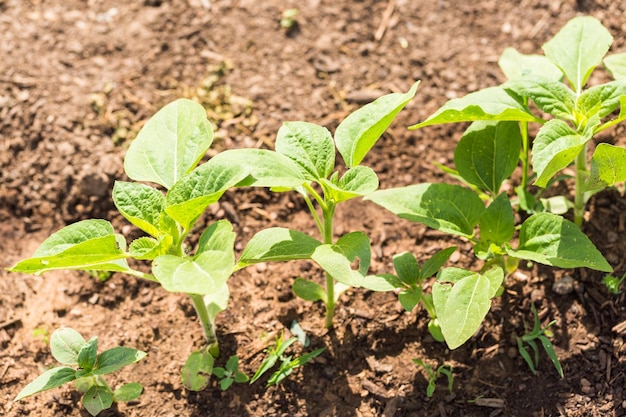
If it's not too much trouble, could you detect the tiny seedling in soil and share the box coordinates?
[212,356,249,391]
[233,82,419,328]
[250,331,326,387]
[412,16,626,227]
[9,98,251,390]
[15,327,146,416]
[517,303,563,378]
[412,359,454,398]
[602,272,626,295]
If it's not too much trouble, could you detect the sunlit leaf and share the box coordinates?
[275,121,335,180]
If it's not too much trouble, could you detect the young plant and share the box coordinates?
[412,359,454,398]
[212,356,249,391]
[228,82,419,328]
[602,272,626,295]
[8,99,251,390]
[517,303,563,378]
[15,327,145,416]
[412,16,626,226]
[250,331,325,387]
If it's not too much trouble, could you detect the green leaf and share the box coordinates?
[321,165,379,203]
[165,159,249,230]
[532,119,590,188]
[398,288,422,311]
[410,87,538,129]
[77,337,98,373]
[311,232,371,288]
[292,278,327,303]
[113,382,143,402]
[153,252,233,295]
[128,235,173,260]
[454,121,522,195]
[587,143,626,191]
[359,274,398,292]
[112,181,166,238]
[366,183,485,237]
[93,347,146,375]
[50,328,86,366]
[508,212,612,272]
[207,148,306,188]
[498,47,563,81]
[542,16,613,93]
[182,350,214,391]
[393,252,421,286]
[204,282,230,325]
[275,121,335,180]
[9,220,130,275]
[503,77,576,120]
[479,192,515,246]
[197,220,236,256]
[83,385,113,416]
[124,98,213,189]
[238,228,321,268]
[576,80,626,121]
[335,81,419,167]
[420,247,458,280]
[433,267,497,349]
[604,52,626,80]
[14,367,77,401]
[538,335,564,378]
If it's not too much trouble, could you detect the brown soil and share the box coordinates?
[2,1,626,416]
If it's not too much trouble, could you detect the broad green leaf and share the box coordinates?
[112,181,166,238]
[540,196,573,215]
[206,148,306,188]
[484,266,505,298]
[14,367,77,401]
[129,235,173,260]
[576,80,626,121]
[321,166,379,203]
[204,282,230,324]
[479,192,515,246]
[433,268,495,349]
[197,220,236,256]
[93,347,146,375]
[237,228,321,268]
[410,87,538,129]
[335,81,419,167]
[507,213,612,272]
[604,52,626,80]
[9,220,130,275]
[83,385,113,417]
[153,251,233,295]
[124,98,213,189]
[113,382,143,402]
[50,328,86,366]
[165,160,249,230]
[393,252,420,286]
[542,16,613,93]
[454,121,522,195]
[532,120,590,188]
[275,121,335,180]
[311,232,371,288]
[398,288,422,311]
[182,350,214,391]
[292,277,327,303]
[77,337,98,373]
[498,47,563,81]
[359,274,398,292]
[587,143,626,191]
[503,77,576,120]
[420,247,458,280]
[366,184,485,237]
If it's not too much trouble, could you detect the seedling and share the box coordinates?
[32,325,50,345]
[412,16,626,227]
[15,327,145,416]
[412,359,454,398]
[250,331,325,387]
[231,82,419,327]
[602,272,626,295]
[212,356,249,391]
[9,99,251,390]
[516,303,563,378]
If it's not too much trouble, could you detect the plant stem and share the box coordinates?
[520,118,530,190]
[322,202,336,329]
[573,144,587,227]
[189,294,219,356]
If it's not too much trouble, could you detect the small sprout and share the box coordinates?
[517,303,563,378]
[280,8,299,31]
[212,356,249,391]
[602,272,626,295]
[413,359,454,397]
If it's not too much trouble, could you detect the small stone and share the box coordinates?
[552,275,575,295]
